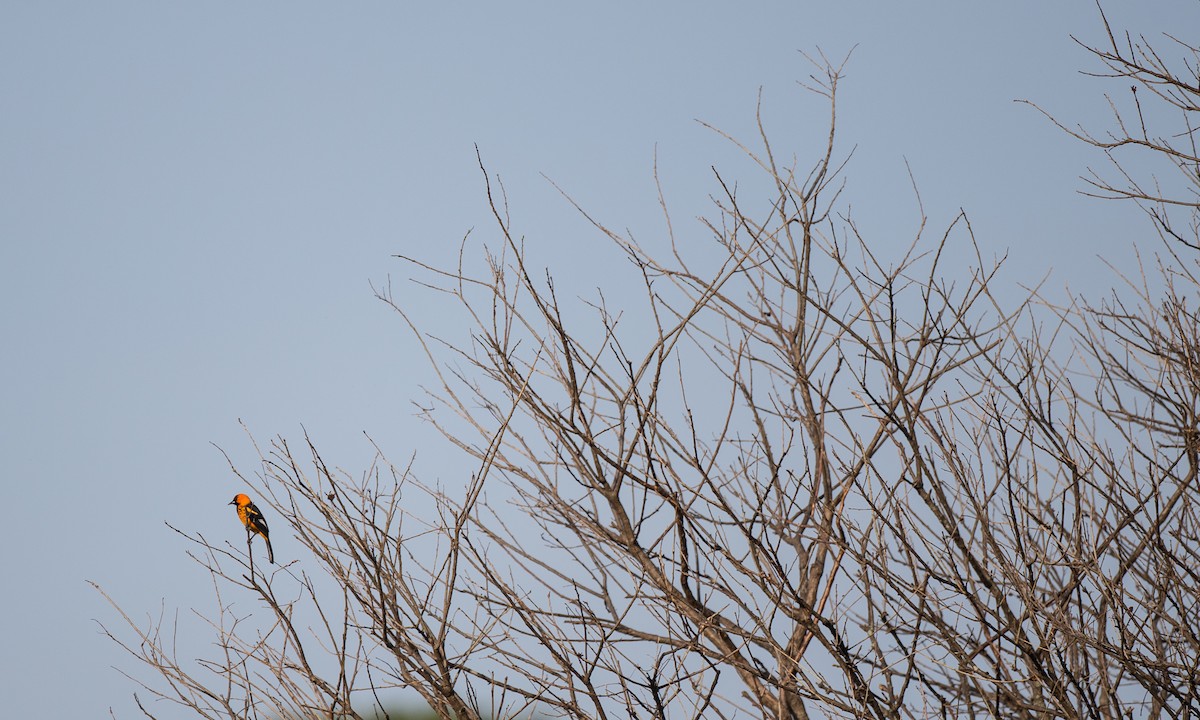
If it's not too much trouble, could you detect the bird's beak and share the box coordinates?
[228,499,236,505]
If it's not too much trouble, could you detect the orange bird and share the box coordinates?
[230,493,274,564]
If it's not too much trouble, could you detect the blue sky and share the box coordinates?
[3,2,1196,717]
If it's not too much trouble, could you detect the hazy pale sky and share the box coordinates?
[2,3,1196,717]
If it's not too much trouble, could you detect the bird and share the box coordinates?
[229,493,274,564]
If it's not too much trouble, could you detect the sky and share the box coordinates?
[2,2,1197,718]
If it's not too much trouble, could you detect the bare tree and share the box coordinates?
[95,10,1200,720]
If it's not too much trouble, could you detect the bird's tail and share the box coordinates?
[265,536,275,564]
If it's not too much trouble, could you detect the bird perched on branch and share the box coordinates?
[230,493,274,564]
